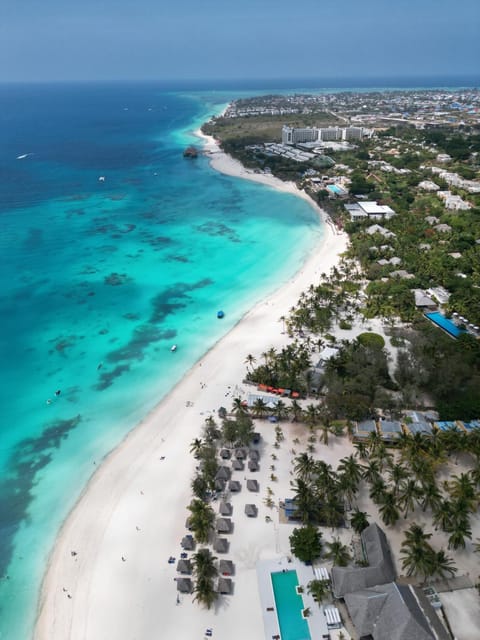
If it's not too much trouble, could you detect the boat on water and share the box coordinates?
[170,344,177,352]
[217,310,225,319]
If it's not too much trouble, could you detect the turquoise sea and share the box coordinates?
[0,83,321,638]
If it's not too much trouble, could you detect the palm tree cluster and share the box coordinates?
[245,343,312,393]
[357,428,480,556]
[286,260,361,336]
[192,547,218,609]
[400,523,457,584]
[290,452,364,528]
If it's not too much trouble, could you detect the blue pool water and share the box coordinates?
[327,184,342,194]
[425,312,465,338]
[270,571,311,640]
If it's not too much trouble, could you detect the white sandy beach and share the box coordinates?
[34,136,349,639]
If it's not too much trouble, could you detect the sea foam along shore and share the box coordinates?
[34,131,348,640]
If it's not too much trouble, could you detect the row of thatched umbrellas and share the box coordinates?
[177,443,262,595]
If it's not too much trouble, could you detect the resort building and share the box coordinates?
[333,524,451,640]
[353,419,378,442]
[366,224,396,238]
[282,125,372,145]
[418,180,440,191]
[346,201,396,220]
[437,190,472,211]
[331,524,396,598]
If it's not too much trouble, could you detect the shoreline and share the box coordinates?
[34,125,348,639]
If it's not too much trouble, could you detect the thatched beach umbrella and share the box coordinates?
[232,459,244,471]
[176,577,193,593]
[229,480,241,492]
[215,478,226,491]
[248,460,259,472]
[219,501,233,516]
[220,448,231,459]
[181,534,195,550]
[216,518,233,533]
[215,466,231,481]
[219,559,234,576]
[245,504,258,518]
[234,448,247,459]
[217,577,233,594]
[214,537,229,553]
[248,449,260,461]
[246,479,259,492]
[176,559,192,574]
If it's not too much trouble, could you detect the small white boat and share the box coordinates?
[170,344,177,352]
[98,176,106,182]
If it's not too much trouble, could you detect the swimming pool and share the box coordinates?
[425,312,465,338]
[327,184,344,195]
[270,571,311,640]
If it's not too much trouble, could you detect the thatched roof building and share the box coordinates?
[331,523,396,598]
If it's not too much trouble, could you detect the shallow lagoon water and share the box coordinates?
[0,84,321,637]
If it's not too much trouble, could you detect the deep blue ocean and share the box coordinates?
[0,83,323,638]
[0,77,476,638]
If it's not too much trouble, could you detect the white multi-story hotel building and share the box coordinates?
[282,125,371,145]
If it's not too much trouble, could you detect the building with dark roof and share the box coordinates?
[331,523,396,598]
[344,582,450,640]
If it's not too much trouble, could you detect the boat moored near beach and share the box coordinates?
[217,310,225,319]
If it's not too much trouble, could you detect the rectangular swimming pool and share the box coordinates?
[270,570,311,640]
[425,312,465,338]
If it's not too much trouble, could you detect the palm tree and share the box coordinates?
[378,490,401,526]
[350,509,370,534]
[291,478,318,525]
[324,537,351,567]
[303,404,319,430]
[398,479,422,519]
[320,494,345,530]
[244,353,256,372]
[338,454,363,486]
[273,399,289,422]
[420,481,442,513]
[231,396,247,416]
[432,499,454,532]
[189,438,204,458]
[353,441,369,460]
[369,476,387,505]
[400,542,435,583]
[362,459,382,485]
[294,453,316,482]
[447,518,472,550]
[448,472,477,508]
[290,399,303,423]
[387,463,408,495]
[307,579,330,605]
[430,550,457,581]
[192,548,218,610]
[402,524,432,550]
[187,499,215,544]
[252,398,268,419]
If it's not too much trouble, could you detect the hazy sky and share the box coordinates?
[1,0,479,82]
